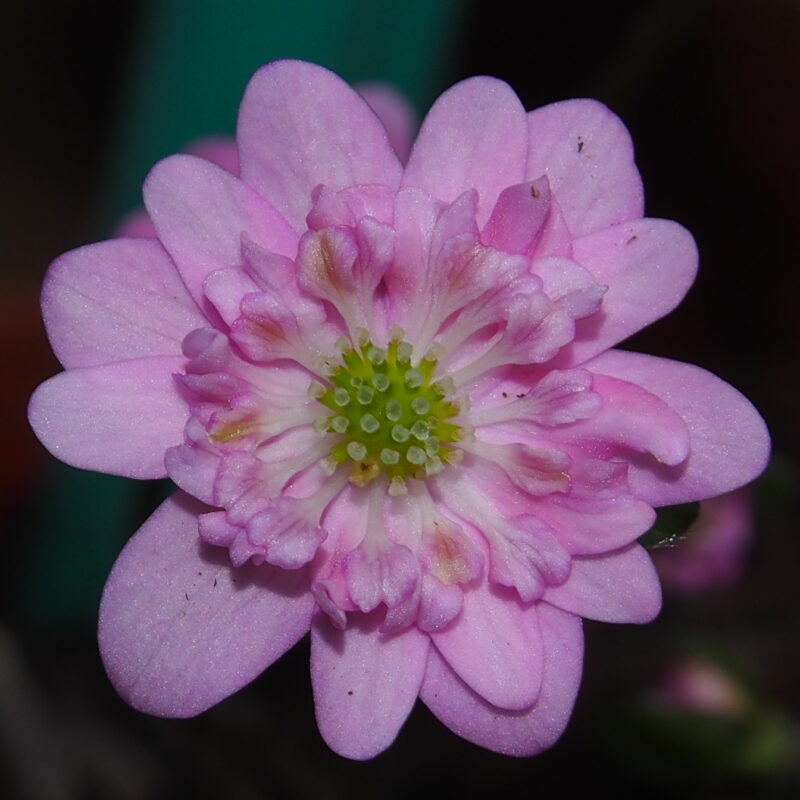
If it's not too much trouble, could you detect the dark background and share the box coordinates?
[2,1,798,797]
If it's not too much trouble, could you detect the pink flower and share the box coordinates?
[28,60,769,759]
[654,489,753,592]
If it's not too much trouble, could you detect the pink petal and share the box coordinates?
[531,195,573,259]
[29,356,187,479]
[202,266,260,327]
[482,177,552,254]
[587,350,771,505]
[418,516,484,586]
[42,239,205,369]
[383,187,440,323]
[526,99,643,236]
[431,582,543,710]
[237,60,402,232]
[164,440,218,505]
[553,373,690,466]
[533,257,606,318]
[99,493,313,716]
[246,498,328,569]
[420,603,583,756]
[515,368,602,426]
[503,455,654,558]
[417,576,465,633]
[403,76,528,225]
[544,544,662,623]
[536,492,655,556]
[115,138,239,238]
[358,83,418,164]
[306,183,396,229]
[310,611,429,759]
[343,543,419,613]
[556,219,698,366]
[143,154,297,310]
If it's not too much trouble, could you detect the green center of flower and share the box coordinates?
[313,333,464,493]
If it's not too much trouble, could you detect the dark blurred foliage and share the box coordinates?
[1,1,798,797]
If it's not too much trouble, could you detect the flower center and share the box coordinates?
[313,330,464,493]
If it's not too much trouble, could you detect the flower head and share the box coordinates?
[28,60,769,759]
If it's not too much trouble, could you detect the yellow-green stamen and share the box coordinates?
[315,332,463,487]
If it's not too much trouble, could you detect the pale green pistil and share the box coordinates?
[315,334,463,488]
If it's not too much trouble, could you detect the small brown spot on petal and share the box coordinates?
[210,419,258,443]
[319,232,344,290]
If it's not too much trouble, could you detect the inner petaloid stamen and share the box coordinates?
[313,328,465,492]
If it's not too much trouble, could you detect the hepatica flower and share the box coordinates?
[29,61,769,759]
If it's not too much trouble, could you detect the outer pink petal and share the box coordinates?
[28,356,186,479]
[403,77,528,225]
[526,99,643,236]
[588,350,770,505]
[238,60,402,232]
[310,611,429,759]
[431,582,543,711]
[358,83,417,165]
[41,239,205,369]
[544,544,662,623]
[143,154,297,309]
[99,492,313,717]
[421,603,583,756]
[553,219,697,366]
